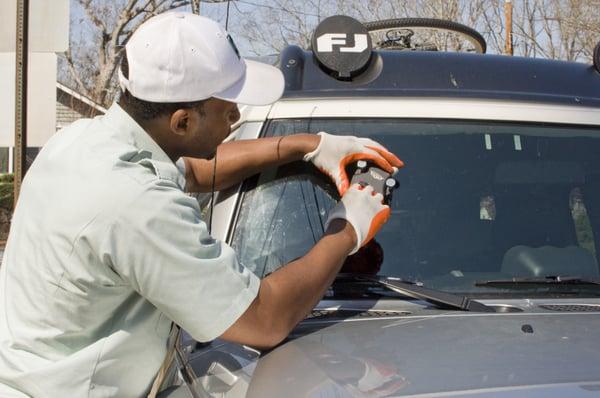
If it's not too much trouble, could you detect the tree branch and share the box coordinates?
[63,50,93,98]
[77,0,107,32]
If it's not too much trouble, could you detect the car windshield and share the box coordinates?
[231,118,600,296]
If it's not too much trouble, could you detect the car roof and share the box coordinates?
[281,45,600,108]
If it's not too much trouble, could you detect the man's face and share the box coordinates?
[181,98,240,158]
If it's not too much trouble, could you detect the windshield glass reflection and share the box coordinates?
[231,119,600,295]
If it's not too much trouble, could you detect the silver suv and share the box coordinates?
[166,16,600,398]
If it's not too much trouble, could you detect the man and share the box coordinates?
[0,13,402,397]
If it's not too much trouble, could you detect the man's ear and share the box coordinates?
[169,109,190,136]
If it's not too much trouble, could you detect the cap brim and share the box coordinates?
[214,59,284,106]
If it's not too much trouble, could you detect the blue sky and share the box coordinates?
[69,0,262,57]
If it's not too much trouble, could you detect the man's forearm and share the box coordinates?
[260,219,356,334]
[219,219,356,349]
[183,134,319,192]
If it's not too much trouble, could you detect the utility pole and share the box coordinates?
[505,0,513,55]
[14,0,30,206]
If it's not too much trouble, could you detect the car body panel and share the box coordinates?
[176,298,600,397]
[250,312,600,397]
[268,98,600,126]
[281,48,600,108]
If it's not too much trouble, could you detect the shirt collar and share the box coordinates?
[102,103,186,189]
[102,103,173,163]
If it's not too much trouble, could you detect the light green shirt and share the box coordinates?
[0,103,259,397]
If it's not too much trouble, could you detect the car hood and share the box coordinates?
[243,311,600,397]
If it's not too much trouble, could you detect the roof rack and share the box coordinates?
[363,18,487,54]
[279,15,600,107]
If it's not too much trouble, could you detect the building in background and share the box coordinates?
[0,83,106,175]
[56,82,106,130]
[0,83,106,242]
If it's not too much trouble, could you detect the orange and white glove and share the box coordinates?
[325,184,390,254]
[303,131,404,195]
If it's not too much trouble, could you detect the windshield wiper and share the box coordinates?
[335,274,494,312]
[475,275,600,288]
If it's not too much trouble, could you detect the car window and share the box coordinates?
[232,161,337,278]
[231,118,600,294]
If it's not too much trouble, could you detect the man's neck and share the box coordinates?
[118,100,181,162]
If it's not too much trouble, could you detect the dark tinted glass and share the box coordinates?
[231,119,600,294]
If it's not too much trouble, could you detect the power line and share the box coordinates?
[234,0,320,18]
[225,0,231,29]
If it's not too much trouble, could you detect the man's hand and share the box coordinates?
[303,132,404,195]
[325,184,390,254]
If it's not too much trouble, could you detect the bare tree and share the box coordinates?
[479,0,600,61]
[62,0,600,107]
[233,0,599,62]
[232,0,326,57]
[235,0,497,56]
[60,0,188,108]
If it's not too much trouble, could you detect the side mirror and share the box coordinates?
[594,41,600,74]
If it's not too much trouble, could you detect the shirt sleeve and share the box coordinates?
[98,179,260,342]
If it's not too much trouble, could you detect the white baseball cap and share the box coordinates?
[118,12,284,105]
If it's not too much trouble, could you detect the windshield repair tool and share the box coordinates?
[350,160,398,205]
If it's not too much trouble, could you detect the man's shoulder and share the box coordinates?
[24,103,190,228]
[38,114,183,189]
[25,122,185,217]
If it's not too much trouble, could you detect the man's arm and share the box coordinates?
[219,219,356,349]
[220,184,390,350]
[184,132,403,195]
[183,134,319,192]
